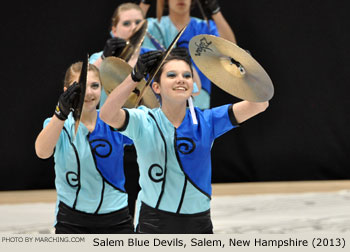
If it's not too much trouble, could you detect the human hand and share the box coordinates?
[54,82,81,121]
[102,37,127,59]
[131,50,163,82]
[198,0,221,17]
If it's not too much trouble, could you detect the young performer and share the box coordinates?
[99,49,269,233]
[35,62,134,234]
[90,2,148,106]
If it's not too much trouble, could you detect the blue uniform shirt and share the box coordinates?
[119,105,238,222]
[44,112,132,219]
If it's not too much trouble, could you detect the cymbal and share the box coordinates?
[119,19,148,62]
[189,35,274,102]
[99,56,160,109]
[74,53,89,135]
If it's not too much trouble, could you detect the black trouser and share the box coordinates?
[123,145,140,217]
[55,201,134,234]
[136,202,213,234]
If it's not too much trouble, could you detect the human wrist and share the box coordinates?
[131,68,143,82]
[54,103,68,121]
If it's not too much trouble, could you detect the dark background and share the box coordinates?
[1,0,349,191]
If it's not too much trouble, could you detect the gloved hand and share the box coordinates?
[54,82,81,121]
[199,0,221,17]
[171,47,190,58]
[131,50,163,82]
[102,37,127,59]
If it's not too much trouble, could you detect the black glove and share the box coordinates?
[54,82,81,121]
[199,0,221,17]
[131,50,163,82]
[102,37,127,59]
[172,47,190,58]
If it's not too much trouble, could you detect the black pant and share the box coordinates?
[136,202,213,234]
[124,145,140,217]
[55,201,134,234]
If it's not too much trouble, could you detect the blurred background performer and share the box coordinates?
[139,0,236,109]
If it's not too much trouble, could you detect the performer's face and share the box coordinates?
[168,0,192,15]
[112,9,143,40]
[153,59,193,103]
[67,71,101,113]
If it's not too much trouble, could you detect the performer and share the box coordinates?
[140,0,236,109]
[90,2,149,106]
[35,62,134,234]
[99,49,269,233]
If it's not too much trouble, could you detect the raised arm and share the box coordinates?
[212,11,237,44]
[199,0,237,44]
[232,101,269,124]
[100,50,163,129]
[35,83,80,159]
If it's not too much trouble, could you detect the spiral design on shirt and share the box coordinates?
[148,164,165,182]
[176,137,196,154]
[89,139,112,158]
[66,171,79,187]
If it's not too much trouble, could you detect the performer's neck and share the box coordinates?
[161,102,187,128]
[169,12,190,31]
[81,110,98,132]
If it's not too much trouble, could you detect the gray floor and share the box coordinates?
[1,189,349,234]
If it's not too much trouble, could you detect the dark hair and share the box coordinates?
[153,48,193,84]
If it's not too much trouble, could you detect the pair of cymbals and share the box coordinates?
[99,19,159,108]
[119,20,148,62]
[189,35,274,102]
[100,57,160,108]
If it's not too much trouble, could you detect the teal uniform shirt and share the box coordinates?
[43,112,132,221]
[119,105,238,224]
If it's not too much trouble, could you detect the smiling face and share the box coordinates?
[152,59,193,105]
[111,8,143,40]
[65,70,101,114]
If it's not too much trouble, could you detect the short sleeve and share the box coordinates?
[123,135,134,146]
[118,107,151,141]
[43,117,51,128]
[208,19,219,36]
[42,117,65,155]
[89,52,103,64]
[204,104,239,139]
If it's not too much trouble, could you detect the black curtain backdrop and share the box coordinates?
[0,0,349,191]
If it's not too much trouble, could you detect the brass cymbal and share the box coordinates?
[189,35,274,102]
[119,19,148,62]
[99,56,160,109]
